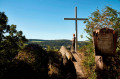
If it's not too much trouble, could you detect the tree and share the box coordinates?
[0,12,27,62]
[84,6,120,40]
[0,11,28,79]
[84,6,120,78]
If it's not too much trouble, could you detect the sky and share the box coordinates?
[0,0,120,41]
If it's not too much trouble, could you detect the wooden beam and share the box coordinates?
[75,7,77,52]
[64,18,88,20]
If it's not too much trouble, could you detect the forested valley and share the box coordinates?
[27,39,89,51]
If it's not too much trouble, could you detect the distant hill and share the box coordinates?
[28,39,48,41]
[28,39,72,41]
[26,39,89,51]
[28,39,88,42]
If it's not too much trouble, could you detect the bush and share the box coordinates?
[0,44,48,79]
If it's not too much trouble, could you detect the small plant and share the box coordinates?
[79,43,97,79]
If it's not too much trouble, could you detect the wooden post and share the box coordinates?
[75,7,78,52]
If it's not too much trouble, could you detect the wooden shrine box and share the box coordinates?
[93,28,118,56]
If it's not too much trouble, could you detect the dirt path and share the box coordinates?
[72,52,86,79]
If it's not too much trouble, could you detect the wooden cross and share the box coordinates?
[64,7,88,52]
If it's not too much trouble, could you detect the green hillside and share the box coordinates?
[26,39,89,51]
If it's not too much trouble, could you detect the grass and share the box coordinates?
[31,41,43,42]
[79,42,120,79]
[24,44,28,46]
[47,51,63,78]
[79,43,97,79]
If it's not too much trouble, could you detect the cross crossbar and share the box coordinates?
[64,18,88,20]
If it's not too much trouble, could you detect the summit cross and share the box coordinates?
[64,7,88,52]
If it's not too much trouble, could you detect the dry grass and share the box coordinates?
[47,51,63,79]
[78,52,87,77]
[79,44,97,79]
[15,52,35,64]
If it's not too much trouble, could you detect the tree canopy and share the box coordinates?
[0,11,28,79]
[84,6,120,38]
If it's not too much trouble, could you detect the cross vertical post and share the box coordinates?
[64,7,88,52]
[75,7,78,52]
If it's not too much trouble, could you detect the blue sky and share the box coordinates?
[0,0,120,41]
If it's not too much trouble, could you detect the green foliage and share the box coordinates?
[27,40,72,50]
[27,39,89,51]
[80,34,83,38]
[47,45,51,51]
[0,11,27,78]
[83,6,120,78]
[79,43,96,79]
[31,41,43,42]
[3,44,48,79]
[84,6,120,41]
[0,12,27,60]
[102,55,120,78]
